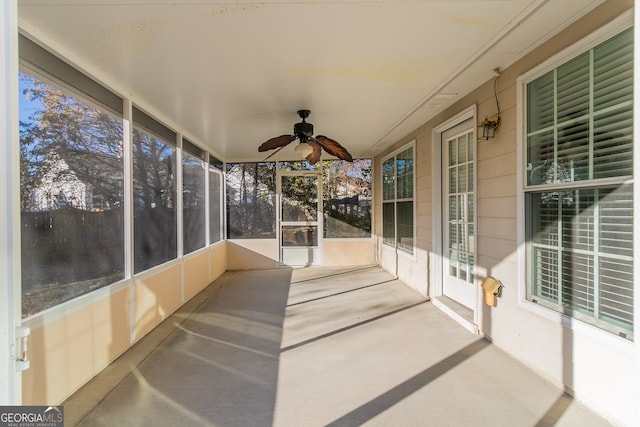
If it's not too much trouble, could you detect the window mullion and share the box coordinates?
[588,51,598,320]
[593,188,601,319]
[557,192,564,306]
[553,69,559,183]
[394,157,398,249]
[589,49,595,181]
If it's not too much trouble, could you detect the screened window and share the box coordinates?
[209,158,223,244]
[19,65,124,318]
[322,159,372,238]
[524,28,633,338]
[382,145,414,253]
[226,162,276,238]
[132,107,177,273]
[182,140,206,254]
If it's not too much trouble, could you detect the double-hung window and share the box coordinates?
[382,144,414,254]
[523,27,634,338]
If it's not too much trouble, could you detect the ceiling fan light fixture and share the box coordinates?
[258,110,353,164]
[293,141,314,158]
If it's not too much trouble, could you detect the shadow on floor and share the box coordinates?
[64,266,610,427]
[325,339,491,427]
[72,268,293,427]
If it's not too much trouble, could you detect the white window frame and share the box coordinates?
[208,163,224,246]
[381,140,416,256]
[516,11,635,340]
[181,138,207,256]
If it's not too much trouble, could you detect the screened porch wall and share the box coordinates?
[22,244,226,405]
[17,20,233,404]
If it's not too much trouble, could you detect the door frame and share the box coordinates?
[1,0,23,404]
[276,168,323,266]
[441,119,476,308]
[431,105,481,332]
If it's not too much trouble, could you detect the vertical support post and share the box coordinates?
[0,0,22,404]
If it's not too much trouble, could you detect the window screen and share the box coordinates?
[19,65,124,317]
[132,108,177,273]
[182,140,206,254]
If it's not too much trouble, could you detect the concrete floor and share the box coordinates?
[63,266,611,426]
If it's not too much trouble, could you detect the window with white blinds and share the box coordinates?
[382,144,414,254]
[524,27,634,338]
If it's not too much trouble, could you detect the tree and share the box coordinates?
[132,128,177,272]
[19,73,124,211]
[322,159,372,237]
[226,162,276,238]
[19,71,126,316]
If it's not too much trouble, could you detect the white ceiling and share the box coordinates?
[18,0,604,163]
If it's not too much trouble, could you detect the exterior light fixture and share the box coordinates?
[479,116,501,140]
[479,68,502,141]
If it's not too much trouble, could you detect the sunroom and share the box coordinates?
[1,0,638,426]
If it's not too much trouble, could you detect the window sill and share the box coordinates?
[518,298,634,351]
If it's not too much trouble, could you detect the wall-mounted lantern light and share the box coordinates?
[479,116,501,140]
[479,68,502,141]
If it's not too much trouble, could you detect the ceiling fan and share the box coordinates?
[258,110,353,165]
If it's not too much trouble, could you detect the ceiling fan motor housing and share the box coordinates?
[294,121,314,139]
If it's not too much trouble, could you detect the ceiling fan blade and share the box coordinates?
[305,141,322,165]
[258,134,296,152]
[315,135,353,162]
[262,146,285,161]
